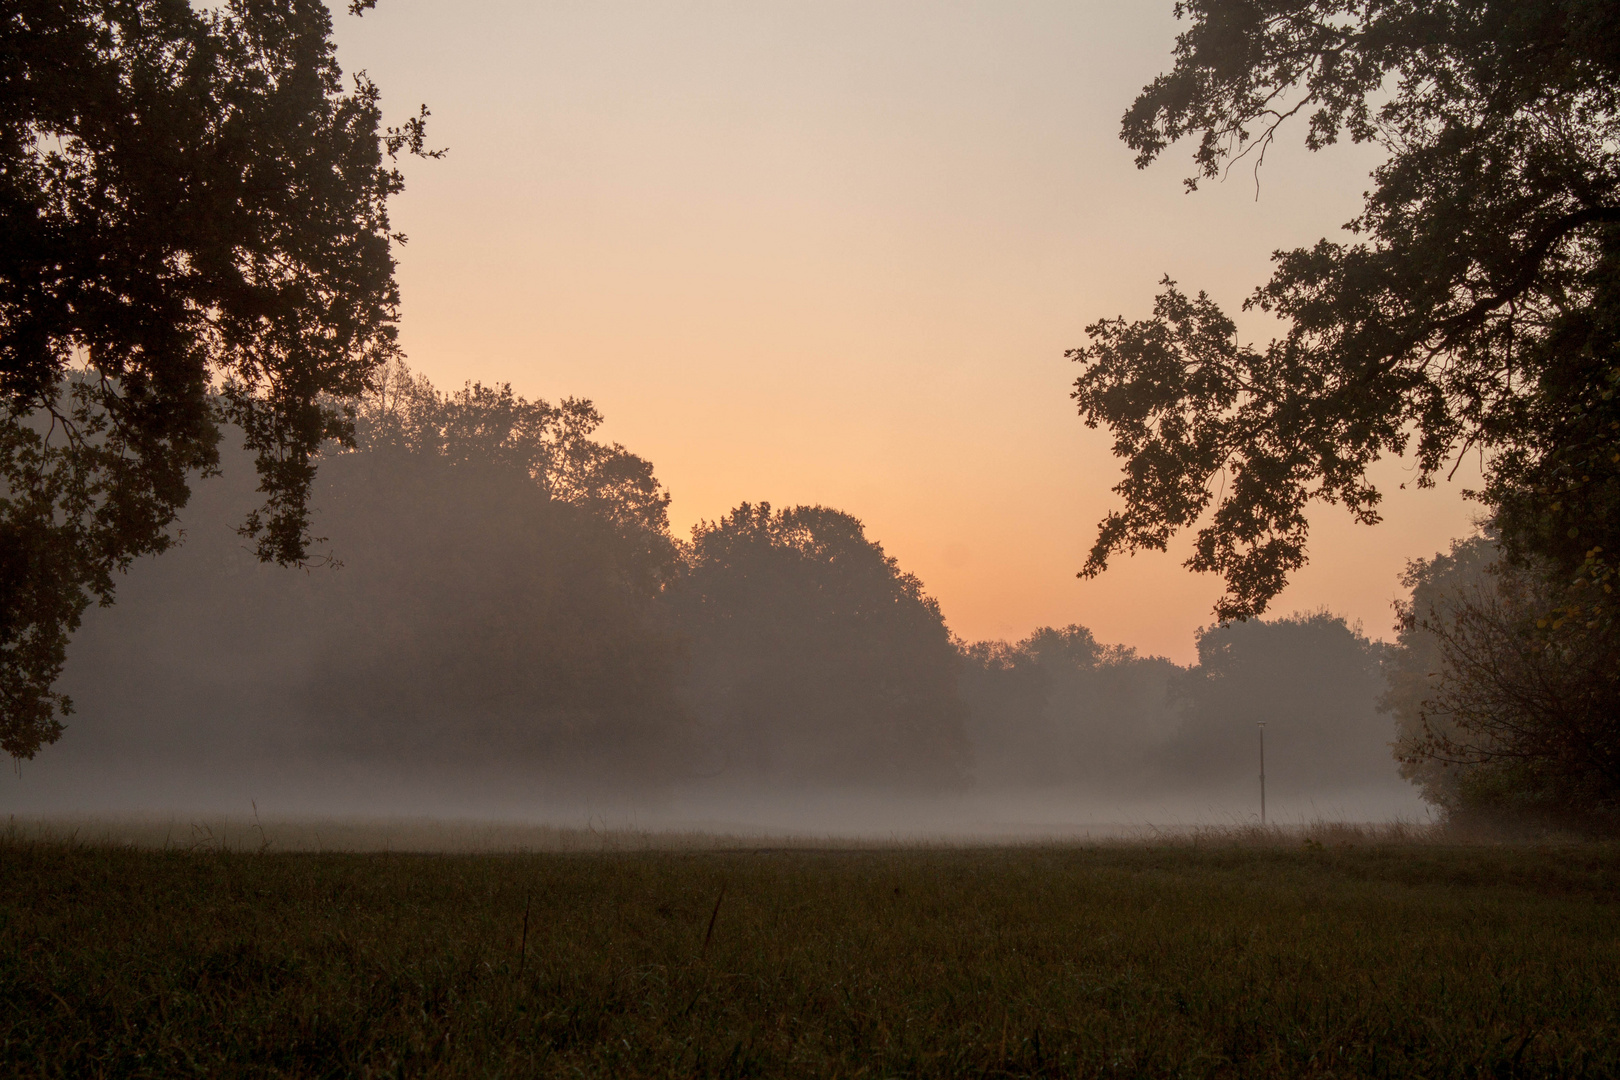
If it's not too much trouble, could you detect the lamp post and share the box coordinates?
[1258,721,1267,826]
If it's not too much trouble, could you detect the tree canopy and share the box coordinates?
[670,503,970,788]
[58,379,690,790]
[0,0,432,756]
[354,360,678,585]
[1385,534,1620,827]
[1072,0,1620,620]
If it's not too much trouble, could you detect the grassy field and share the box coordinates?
[3,833,1618,1078]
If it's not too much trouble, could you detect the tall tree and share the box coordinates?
[355,360,678,586]
[957,626,1183,789]
[671,504,969,788]
[1072,0,1620,621]
[0,0,434,756]
[56,410,690,789]
[1385,536,1620,827]
[1175,611,1393,794]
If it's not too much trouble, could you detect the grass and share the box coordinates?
[0,814,1448,853]
[2,830,1618,1078]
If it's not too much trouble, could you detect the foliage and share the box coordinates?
[298,457,687,778]
[57,397,687,783]
[0,0,430,757]
[1385,536,1504,812]
[671,503,969,787]
[958,626,1183,788]
[1072,0,1620,621]
[5,840,1620,1078]
[959,613,1397,798]
[1386,535,1620,829]
[58,379,985,786]
[1177,610,1391,793]
[42,348,1407,795]
[355,360,678,585]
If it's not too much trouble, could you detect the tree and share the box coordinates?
[957,615,1398,799]
[1071,0,1620,621]
[58,375,690,788]
[1383,537,1489,813]
[355,360,678,585]
[957,627,1183,788]
[291,451,688,781]
[669,503,969,787]
[1385,536,1620,828]
[1175,610,1393,795]
[0,0,434,756]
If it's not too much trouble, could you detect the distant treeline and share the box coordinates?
[59,366,1400,798]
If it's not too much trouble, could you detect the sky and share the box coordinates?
[330,0,1480,664]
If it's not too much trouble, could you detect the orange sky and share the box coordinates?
[333,1,1480,664]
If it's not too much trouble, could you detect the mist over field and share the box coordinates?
[8,4,1620,1077]
[6,405,1424,837]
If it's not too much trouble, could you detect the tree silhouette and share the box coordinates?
[670,503,969,787]
[1387,536,1620,829]
[0,0,435,756]
[59,383,688,785]
[355,360,677,586]
[1073,0,1620,621]
[1175,611,1391,794]
[958,626,1182,788]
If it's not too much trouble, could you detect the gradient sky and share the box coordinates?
[330,1,1480,663]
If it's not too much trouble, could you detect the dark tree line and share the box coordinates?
[57,367,687,783]
[0,0,436,758]
[52,364,1403,800]
[961,614,1394,800]
[1076,0,1620,828]
[10,0,1522,815]
[55,367,975,789]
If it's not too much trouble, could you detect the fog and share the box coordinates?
[4,373,1426,839]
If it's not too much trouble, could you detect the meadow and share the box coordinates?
[3,827,1617,1078]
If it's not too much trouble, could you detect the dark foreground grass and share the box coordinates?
[3,839,1618,1078]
